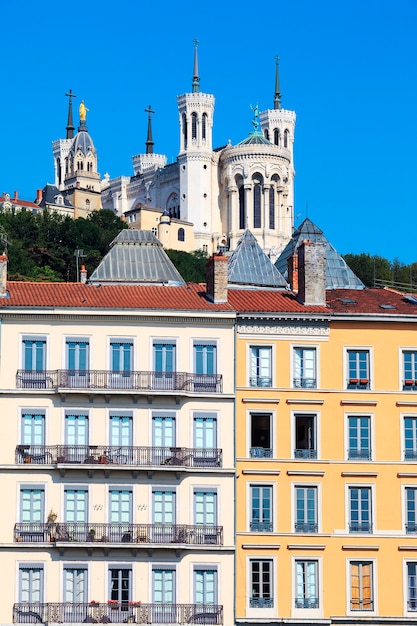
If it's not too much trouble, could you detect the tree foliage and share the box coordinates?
[165,249,208,283]
[343,252,417,289]
[0,209,127,281]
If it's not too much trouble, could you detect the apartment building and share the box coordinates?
[0,234,236,626]
[232,239,417,626]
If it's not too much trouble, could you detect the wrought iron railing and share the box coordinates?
[348,448,371,460]
[349,522,372,533]
[249,376,272,388]
[293,378,317,389]
[15,445,222,468]
[16,370,222,393]
[294,522,318,533]
[14,522,223,545]
[347,378,370,390]
[249,447,272,458]
[294,448,317,459]
[249,521,273,532]
[249,598,273,608]
[13,602,223,624]
[295,597,319,609]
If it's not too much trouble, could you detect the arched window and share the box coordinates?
[87,162,93,172]
[65,158,69,174]
[252,174,263,229]
[237,176,245,230]
[57,158,61,185]
[191,112,198,140]
[269,187,275,229]
[264,129,269,140]
[202,113,207,140]
[182,113,187,149]
[284,129,289,148]
[273,128,280,146]
[178,228,185,242]
[167,194,180,220]
[85,199,90,210]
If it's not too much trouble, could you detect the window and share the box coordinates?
[63,567,88,603]
[178,228,185,242]
[250,412,272,458]
[194,342,216,375]
[191,112,198,140]
[269,187,275,230]
[350,561,373,611]
[194,490,217,526]
[250,485,272,532]
[349,486,372,533]
[202,113,207,140]
[194,568,217,605]
[273,128,280,146]
[65,488,87,523]
[110,413,133,457]
[182,113,187,148]
[404,417,417,459]
[109,490,132,524]
[20,487,44,523]
[65,412,88,448]
[153,412,176,448]
[153,490,175,524]
[19,566,44,603]
[293,347,317,388]
[407,562,417,611]
[194,413,217,448]
[294,413,317,459]
[66,338,89,387]
[253,182,261,229]
[239,185,245,230]
[403,351,417,389]
[110,339,133,373]
[22,336,46,371]
[21,411,45,446]
[250,560,273,608]
[348,416,371,460]
[109,568,131,604]
[295,560,319,608]
[152,568,176,622]
[295,486,318,533]
[250,346,272,387]
[284,129,289,148]
[347,350,370,389]
[406,488,417,533]
[153,341,176,389]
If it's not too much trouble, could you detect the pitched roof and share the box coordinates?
[88,229,186,286]
[275,218,364,290]
[228,230,288,288]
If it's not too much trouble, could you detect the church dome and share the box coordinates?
[71,127,96,157]
[237,131,274,146]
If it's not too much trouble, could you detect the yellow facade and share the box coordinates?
[236,314,417,624]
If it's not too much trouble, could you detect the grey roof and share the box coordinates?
[40,184,74,208]
[71,122,96,157]
[89,229,186,285]
[275,218,365,289]
[228,230,288,288]
[237,131,274,146]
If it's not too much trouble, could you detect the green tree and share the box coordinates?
[165,249,208,283]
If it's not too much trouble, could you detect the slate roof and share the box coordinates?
[275,218,364,290]
[40,185,74,208]
[88,230,186,286]
[237,131,274,146]
[228,230,288,288]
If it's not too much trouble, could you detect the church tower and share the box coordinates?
[177,41,216,251]
[52,90,76,191]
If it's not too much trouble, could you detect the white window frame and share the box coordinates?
[346,558,377,616]
[344,346,373,390]
[246,409,275,458]
[291,556,322,618]
[247,482,275,533]
[345,483,376,534]
[291,344,319,389]
[402,413,417,461]
[62,562,90,603]
[291,481,321,534]
[20,334,49,371]
[291,411,320,460]
[191,338,219,375]
[404,559,417,614]
[400,347,417,390]
[17,562,46,604]
[247,343,274,388]
[246,555,277,616]
[403,485,417,535]
[108,336,135,372]
[344,412,374,461]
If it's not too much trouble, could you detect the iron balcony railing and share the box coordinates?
[14,522,223,545]
[249,447,272,458]
[349,522,372,533]
[249,376,272,388]
[249,521,273,532]
[15,445,222,468]
[16,370,223,393]
[13,602,223,624]
[249,598,273,608]
[295,522,318,533]
[403,380,417,391]
[293,377,317,389]
[348,448,371,460]
[295,598,319,609]
[294,448,317,459]
[347,378,370,390]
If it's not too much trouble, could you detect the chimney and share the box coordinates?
[80,265,87,284]
[13,191,18,201]
[36,189,42,204]
[206,255,228,303]
[288,249,299,293]
[0,252,8,297]
[297,239,326,306]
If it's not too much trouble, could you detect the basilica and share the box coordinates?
[51,44,296,257]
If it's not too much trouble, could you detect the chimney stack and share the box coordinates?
[0,252,8,297]
[13,191,18,201]
[288,249,299,293]
[297,240,326,306]
[80,265,87,284]
[206,255,228,303]
[36,189,42,204]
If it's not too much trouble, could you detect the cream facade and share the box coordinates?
[0,288,235,626]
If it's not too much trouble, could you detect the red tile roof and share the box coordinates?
[0,281,235,312]
[326,288,417,315]
[227,288,328,314]
[0,196,39,209]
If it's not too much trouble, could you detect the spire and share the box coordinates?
[65,89,76,139]
[192,39,200,93]
[145,105,155,154]
[274,56,282,110]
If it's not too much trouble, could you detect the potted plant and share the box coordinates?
[88,528,96,541]
[47,510,58,523]
[108,600,119,609]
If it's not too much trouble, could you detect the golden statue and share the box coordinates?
[79,100,88,121]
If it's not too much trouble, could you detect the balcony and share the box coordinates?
[347,378,370,390]
[249,447,272,458]
[294,448,317,459]
[249,376,272,388]
[295,598,319,609]
[14,522,223,545]
[406,523,417,534]
[16,370,223,394]
[293,377,317,389]
[403,380,417,391]
[295,522,318,533]
[349,522,372,533]
[249,598,273,608]
[348,448,371,460]
[15,445,222,468]
[249,521,273,532]
[13,602,223,624]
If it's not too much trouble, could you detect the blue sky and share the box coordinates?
[1,0,416,263]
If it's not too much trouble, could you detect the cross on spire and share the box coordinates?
[65,89,76,139]
[145,105,155,154]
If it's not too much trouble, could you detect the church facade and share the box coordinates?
[100,45,296,256]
